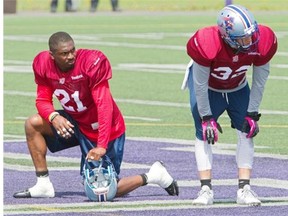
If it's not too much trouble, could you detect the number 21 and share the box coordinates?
[54,89,87,112]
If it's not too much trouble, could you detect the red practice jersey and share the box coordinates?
[33,49,125,148]
[186,25,277,90]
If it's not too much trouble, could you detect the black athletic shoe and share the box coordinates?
[165,180,179,196]
[13,189,32,198]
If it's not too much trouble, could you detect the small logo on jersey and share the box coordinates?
[94,57,101,65]
[71,74,83,80]
[248,52,260,56]
[194,38,199,47]
[232,55,238,62]
[91,122,99,130]
[59,78,65,84]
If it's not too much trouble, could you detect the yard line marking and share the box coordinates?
[4,89,288,115]
[4,152,150,171]
[163,146,288,159]
[4,137,288,162]
[4,33,288,52]
[4,198,288,215]
[124,116,161,121]
[127,137,288,159]
[4,61,288,77]
[3,134,26,139]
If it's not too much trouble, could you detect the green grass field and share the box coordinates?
[3,2,288,156]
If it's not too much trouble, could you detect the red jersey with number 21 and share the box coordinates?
[33,49,125,149]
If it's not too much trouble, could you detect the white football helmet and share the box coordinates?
[217,4,259,52]
[83,155,118,202]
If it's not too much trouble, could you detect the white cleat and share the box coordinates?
[237,185,261,206]
[146,161,179,196]
[192,185,214,205]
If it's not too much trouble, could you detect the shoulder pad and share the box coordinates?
[254,25,277,66]
[32,51,51,76]
[187,26,222,66]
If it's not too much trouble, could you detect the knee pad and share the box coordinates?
[236,130,254,169]
[194,138,213,171]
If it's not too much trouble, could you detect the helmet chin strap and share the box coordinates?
[234,46,244,54]
[233,40,253,54]
[223,38,240,53]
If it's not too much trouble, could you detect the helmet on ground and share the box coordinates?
[83,155,118,202]
[217,4,259,52]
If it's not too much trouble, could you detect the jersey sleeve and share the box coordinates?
[254,25,278,66]
[33,52,50,86]
[186,26,222,67]
[91,81,113,149]
[33,52,55,121]
[35,85,55,122]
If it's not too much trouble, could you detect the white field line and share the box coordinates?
[4,35,185,50]
[4,152,150,171]
[4,63,288,78]
[6,152,287,189]
[3,134,26,139]
[4,197,288,215]
[127,137,288,160]
[4,196,288,210]
[124,116,161,121]
[4,89,288,116]
[3,31,288,46]
[4,136,288,164]
[3,31,288,40]
[163,146,288,160]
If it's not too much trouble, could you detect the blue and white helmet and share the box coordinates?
[217,4,259,52]
[83,155,118,202]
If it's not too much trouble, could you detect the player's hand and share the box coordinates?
[51,115,75,139]
[241,112,261,138]
[86,147,106,161]
[202,116,223,144]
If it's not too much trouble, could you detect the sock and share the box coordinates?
[29,173,54,197]
[201,179,212,190]
[239,179,250,189]
[36,170,49,177]
[140,174,148,186]
[34,170,51,187]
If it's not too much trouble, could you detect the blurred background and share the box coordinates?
[4,0,288,14]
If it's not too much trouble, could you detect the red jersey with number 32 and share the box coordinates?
[33,49,125,148]
[186,25,277,90]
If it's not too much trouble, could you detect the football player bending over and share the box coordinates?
[182,4,277,206]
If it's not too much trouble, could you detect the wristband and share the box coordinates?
[49,112,59,123]
[247,112,261,121]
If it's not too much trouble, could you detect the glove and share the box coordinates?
[202,116,223,145]
[241,112,261,138]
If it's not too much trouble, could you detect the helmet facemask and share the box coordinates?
[228,24,259,53]
[84,156,118,202]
